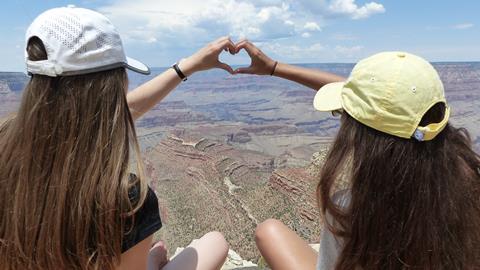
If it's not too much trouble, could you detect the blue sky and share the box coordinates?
[0,0,478,72]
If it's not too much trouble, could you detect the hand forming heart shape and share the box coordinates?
[188,37,277,76]
[231,40,277,76]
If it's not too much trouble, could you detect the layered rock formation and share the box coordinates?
[144,133,324,261]
[0,81,11,95]
[269,168,319,224]
[0,72,28,92]
[0,81,20,118]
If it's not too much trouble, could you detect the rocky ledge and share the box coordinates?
[171,244,321,270]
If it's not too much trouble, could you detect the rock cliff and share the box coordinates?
[144,133,325,261]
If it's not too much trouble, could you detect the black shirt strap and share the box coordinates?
[122,174,162,253]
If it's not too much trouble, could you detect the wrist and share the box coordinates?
[270,61,278,76]
[177,57,198,77]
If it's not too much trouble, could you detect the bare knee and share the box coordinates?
[255,219,285,246]
[200,231,229,258]
[255,219,317,270]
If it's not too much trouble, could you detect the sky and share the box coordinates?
[0,0,478,72]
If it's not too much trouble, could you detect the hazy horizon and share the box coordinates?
[2,60,480,74]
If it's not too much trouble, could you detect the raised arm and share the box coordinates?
[233,40,345,90]
[127,36,236,120]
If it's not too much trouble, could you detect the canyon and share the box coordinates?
[1,62,479,260]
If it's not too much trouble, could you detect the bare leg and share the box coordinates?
[161,231,229,270]
[255,219,318,270]
[148,241,169,270]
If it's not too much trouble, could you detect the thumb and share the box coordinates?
[217,61,234,74]
[234,66,254,75]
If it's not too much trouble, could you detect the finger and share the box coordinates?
[212,36,230,51]
[234,66,255,75]
[217,61,234,74]
[235,39,248,51]
[217,38,236,55]
[214,35,231,46]
[227,39,236,55]
[234,40,248,54]
[235,40,257,56]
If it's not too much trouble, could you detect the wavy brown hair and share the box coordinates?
[318,103,480,269]
[0,37,147,269]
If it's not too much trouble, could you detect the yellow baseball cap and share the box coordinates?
[313,51,450,141]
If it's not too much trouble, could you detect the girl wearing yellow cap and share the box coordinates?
[234,40,480,270]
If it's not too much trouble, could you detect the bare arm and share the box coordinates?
[126,60,195,121]
[272,62,345,90]
[233,40,345,90]
[116,235,153,270]
[127,36,236,120]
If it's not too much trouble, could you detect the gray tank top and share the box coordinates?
[316,190,350,270]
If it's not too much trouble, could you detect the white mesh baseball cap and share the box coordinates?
[25,5,150,77]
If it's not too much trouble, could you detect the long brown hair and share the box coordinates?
[0,37,147,269]
[318,103,480,269]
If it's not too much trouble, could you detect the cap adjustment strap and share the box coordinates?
[26,60,63,77]
[413,106,450,141]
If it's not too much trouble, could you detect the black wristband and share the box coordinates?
[172,63,187,81]
[270,61,278,76]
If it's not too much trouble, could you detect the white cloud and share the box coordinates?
[334,45,363,56]
[98,0,309,44]
[452,23,474,30]
[328,0,385,19]
[304,22,321,31]
[261,42,326,59]
[427,23,474,31]
[302,32,312,38]
[93,0,382,65]
[260,42,364,62]
[292,0,328,13]
[97,0,384,46]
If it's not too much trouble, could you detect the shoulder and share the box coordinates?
[126,174,160,212]
[117,234,153,270]
[125,174,161,220]
[122,174,162,253]
[317,190,350,270]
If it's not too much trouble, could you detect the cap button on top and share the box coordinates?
[397,53,406,58]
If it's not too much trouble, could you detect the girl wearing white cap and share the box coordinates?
[233,40,480,269]
[0,6,234,270]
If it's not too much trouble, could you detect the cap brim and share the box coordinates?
[126,56,151,75]
[313,82,344,111]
